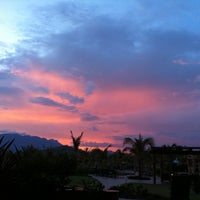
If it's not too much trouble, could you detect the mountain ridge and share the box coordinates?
[0,132,63,151]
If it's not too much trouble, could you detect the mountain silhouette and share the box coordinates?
[0,132,62,151]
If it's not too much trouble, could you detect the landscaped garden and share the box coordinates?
[68,175,200,200]
[0,132,199,200]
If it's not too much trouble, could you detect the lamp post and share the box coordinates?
[172,158,179,175]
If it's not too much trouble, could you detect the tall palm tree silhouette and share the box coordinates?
[70,130,84,152]
[123,133,154,179]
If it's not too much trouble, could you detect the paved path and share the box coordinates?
[90,174,161,190]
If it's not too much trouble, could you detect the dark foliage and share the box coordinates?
[13,146,76,193]
[0,136,77,196]
[170,175,191,200]
[109,183,168,200]
[0,136,17,193]
[191,175,200,194]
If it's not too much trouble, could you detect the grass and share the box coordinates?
[68,175,200,200]
[68,175,94,186]
[67,175,105,190]
[133,183,170,199]
[119,183,200,200]
[121,182,200,200]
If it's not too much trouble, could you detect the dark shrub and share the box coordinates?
[170,174,191,200]
[192,175,200,194]
[110,183,148,199]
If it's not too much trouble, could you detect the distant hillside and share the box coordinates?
[0,132,63,151]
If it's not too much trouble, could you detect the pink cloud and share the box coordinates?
[173,59,200,65]
[1,61,200,151]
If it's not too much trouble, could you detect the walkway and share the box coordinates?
[90,174,161,190]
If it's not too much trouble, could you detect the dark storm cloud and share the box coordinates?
[156,130,200,139]
[0,71,14,80]
[8,0,200,94]
[0,86,23,96]
[0,70,20,87]
[30,3,137,83]
[84,81,95,95]
[56,92,84,104]
[112,134,139,142]
[80,112,100,121]
[33,86,49,94]
[109,121,126,125]
[124,30,200,89]
[0,85,25,109]
[43,15,135,71]
[29,96,78,112]
[91,126,98,131]
[146,30,200,53]
[32,10,200,93]
[122,106,200,140]
[154,130,200,146]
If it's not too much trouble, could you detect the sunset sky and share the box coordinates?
[1,0,200,150]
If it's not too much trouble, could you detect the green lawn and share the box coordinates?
[68,175,95,186]
[68,175,105,190]
[134,183,170,199]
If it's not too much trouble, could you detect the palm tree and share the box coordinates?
[70,130,84,152]
[123,133,154,179]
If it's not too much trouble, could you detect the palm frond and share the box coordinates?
[103,144,112,152]
[123,137,134,146]
[122,146,133,153]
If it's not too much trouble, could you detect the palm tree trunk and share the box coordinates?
[138,159,143,179]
